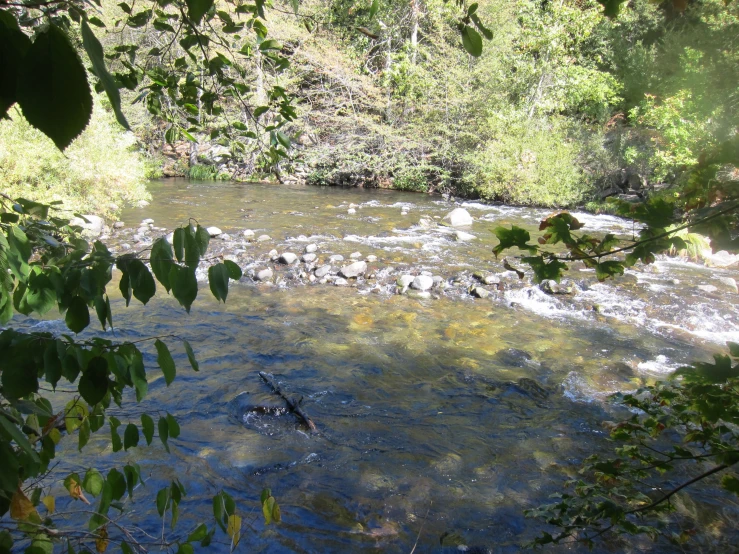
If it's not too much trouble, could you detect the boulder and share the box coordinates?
[443,208,473,227]
[339,261,367,279]
[278,253,298,264]
[70,214,104,237]
[411,275,434,291]
[206,226,223,237]
[718,277,738,293]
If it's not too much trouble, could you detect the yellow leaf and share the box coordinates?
[226,514,241,547]
[95,526,109,553]
[66,476,90,505]
[272,500,281,523]
[41,496,55,514]
[10,487,39,521]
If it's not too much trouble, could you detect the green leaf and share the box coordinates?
[82,469,104,497]
[183,340,199,372]
[17,24,92,150]
[78,357,109,406]
[674,354,739,384]
[173,228,185,262]
[0,15,32,118]
[254,106,269,117]
[522,256,568,284]
[78,418,91,451]
[208,263,230,303]
[194,225,210,257]
[0,412,40,463]
[166,413,180,439]
[154,339,176,386]
[158,416,170,453]
[259,39,282,51]
[369,0,379,19]
[187,523,208,542]
[170,265,198,313]
[123,423,139,450]
[727,342,739,358]
[65,296,90,334]
[595,261,625,282]
[128,260,156,304]
[80,20,128,130]
[140,414,155,445]
[107,468,126,501]
[223,260,242,280]
[461,26,483,57]
[65,400,88,434]
[492,226,537,257]
[1,361,38,400]
[721,474,739,496]
[156,487,169,517]
[185,0,214,24]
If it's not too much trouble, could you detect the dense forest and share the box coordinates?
[2,0,737,210]
[1,0,738,552]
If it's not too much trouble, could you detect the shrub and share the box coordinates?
[392,167,428,192]
[467,115,591,207]
[0,100,150,218]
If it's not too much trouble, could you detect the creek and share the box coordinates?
[25,179,739,552]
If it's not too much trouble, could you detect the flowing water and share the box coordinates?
[22,180,739,552]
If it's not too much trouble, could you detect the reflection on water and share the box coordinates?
[24,180,739,552]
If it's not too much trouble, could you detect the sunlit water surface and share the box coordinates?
[20,180,739,553]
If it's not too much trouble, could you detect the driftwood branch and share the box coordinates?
[258,371,318,433]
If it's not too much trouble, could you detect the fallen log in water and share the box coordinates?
[258,371,318,433]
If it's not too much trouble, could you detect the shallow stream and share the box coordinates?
[24,180,739,552]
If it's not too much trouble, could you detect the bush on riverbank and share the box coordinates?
[0,100,150,218]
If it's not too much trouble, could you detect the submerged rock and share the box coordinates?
[443,208,473,227]
[494,348,534,368]
[455,230,476,241]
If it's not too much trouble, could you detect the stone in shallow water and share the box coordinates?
[114,221,125,229]
[334,278,349,286]
[366,255,377,262]
[257,234,271,242]
[339,261,367,279]
[305,243,318,253]
[443,207,473,227]
[279,252,298,264]
[302,253,317,263]
[206,226,223,237]
[243,229,255,239]
[349,252,362,259]
[455,230,476,241]
[347,208,356,215]
[256,268,273,281]
[470,286,490,299]
[411,275,433,291]
[329,254,344,262]
[315,265,332,278]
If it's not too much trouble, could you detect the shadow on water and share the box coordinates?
[20,280,738,553]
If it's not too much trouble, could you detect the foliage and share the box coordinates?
[525,344,739,547]
[392,167,428,192]
[0,193,276,551]
[187,164,227,181]
[0,103,150,218]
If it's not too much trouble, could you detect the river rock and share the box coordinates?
[141,218,153,225]
[136,226,149,235]
[706,250,739,268]
[432,276,444,287]
[349,251,362,259]
[268,249,278,259]
[329,254,344,262]
[256,268,273,281]
[257,234,271,242]
[455,230,476,241]
[70,214,104,237]
[470,286,490,299]
[305,243,318,253]
[443,208,473,227]
[407,290,431,299]
[411,275,433,291]
[347,208,356,215]
[366,255,377,262]
[243,229,255,239]
[719,277,738,293]
[302,253,317,263]
[334,277,349,286]
[220,233,231,241]
[696,284,718,293]
[279,252,298,264]
[206,226,223,237]
[339,261,367,279]
[315,265,332,278]
[397,275,414,288]
[113,221,125,229]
